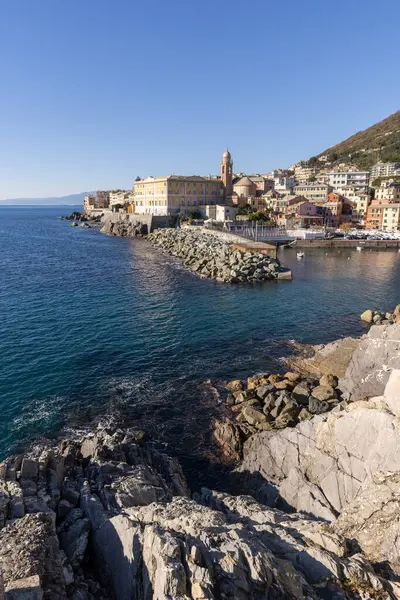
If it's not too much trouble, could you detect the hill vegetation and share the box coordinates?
[311,110,400,170]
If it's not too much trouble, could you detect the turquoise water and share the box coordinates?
[1,206,400,487]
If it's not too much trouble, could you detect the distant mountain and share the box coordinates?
[0,192,90,206]
[313,110,400,170]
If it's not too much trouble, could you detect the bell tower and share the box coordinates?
[221,148,233,199]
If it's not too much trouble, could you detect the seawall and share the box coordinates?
[296,238,400,248]
[100,212,178,235]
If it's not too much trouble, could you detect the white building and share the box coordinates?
[371,162,400,179]
[375,181,400,202]
[205,204,238,222]
[273,175,295,194]
[108,190,132,207]
[328,171,370,193]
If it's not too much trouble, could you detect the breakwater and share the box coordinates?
[147,228,291,283]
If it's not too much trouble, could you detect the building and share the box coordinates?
[371,162,400,179]
[284,201,324,228]
[273,175,295,195]
[366,201,400,230]
[294,182,331,202]
[328,171,370,193]
[375,181,400,202]
[352,194,370,224]
[83,191,110,212]
[134,175,224,215]
[108,190,133,208]
[205,204,238,222]
[133,149,234,215]
[232,176,258,205]
[294,164,316,182]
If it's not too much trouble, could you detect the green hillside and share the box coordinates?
[314,110,400,170]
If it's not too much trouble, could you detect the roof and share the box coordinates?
[234,176,256,187]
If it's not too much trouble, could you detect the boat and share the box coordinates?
[297,252,304,259]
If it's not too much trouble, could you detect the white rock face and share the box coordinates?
[340,324,400,400]
[242,376,400,521]
[383,368,400,416]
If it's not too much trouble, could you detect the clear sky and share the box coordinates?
[1,0,400,198]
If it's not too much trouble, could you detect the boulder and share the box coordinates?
[311,385,336,402]
[319,374,338,388]
[292,384,310,406]
[241,406,267,426]
[308,397,330,415]
[226,380,243,392]
[360,309,374,323]
[213,420,242,459]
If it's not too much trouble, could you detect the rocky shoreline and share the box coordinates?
[2,420,400,599]
[147,228,291,284]
[3,308,400,598]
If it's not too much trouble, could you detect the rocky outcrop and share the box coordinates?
[241,369,400,525]
[340,324,400,401]
[288,336,360,379]
[147,228,290,283]
[1,424,399,598]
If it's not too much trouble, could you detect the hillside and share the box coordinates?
[0,192,90,206]
[314,110,400,170]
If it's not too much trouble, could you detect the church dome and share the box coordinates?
[222,148,231,160]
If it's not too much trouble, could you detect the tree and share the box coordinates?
[237,203,252,215]
[371,178,382,188]
[308,156,318,166]
[248,211,271,222]
[340,223,352,233]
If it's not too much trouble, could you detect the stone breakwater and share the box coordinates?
[148,228,290,283]
[1,425,400,599]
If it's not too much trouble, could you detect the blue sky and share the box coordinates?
[1,0,399,198]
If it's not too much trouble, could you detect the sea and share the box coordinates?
[1,206,400,489]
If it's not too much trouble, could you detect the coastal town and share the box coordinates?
[83,148,400,234]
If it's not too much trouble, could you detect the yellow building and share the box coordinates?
[133,149,233,215]
[134,175,224,215]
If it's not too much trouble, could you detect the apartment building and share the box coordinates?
[108,190,133,207]
[366,201,400,230]
[370,162,400,179]
[328,171,370,193]
[375,181,400,202]
[83,191,110,212]
[294,182,331,202]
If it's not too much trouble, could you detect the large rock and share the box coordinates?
[340,324,400,401]
[334,471,400,571]
[241,373,400,521]
[0,514,67,598]
[289,336,360,379]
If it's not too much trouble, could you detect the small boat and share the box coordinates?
[356,246,363,251]
[297,252,304,259]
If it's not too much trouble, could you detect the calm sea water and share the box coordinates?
[1,206,400,488]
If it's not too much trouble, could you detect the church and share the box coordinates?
[133,148,256,216]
